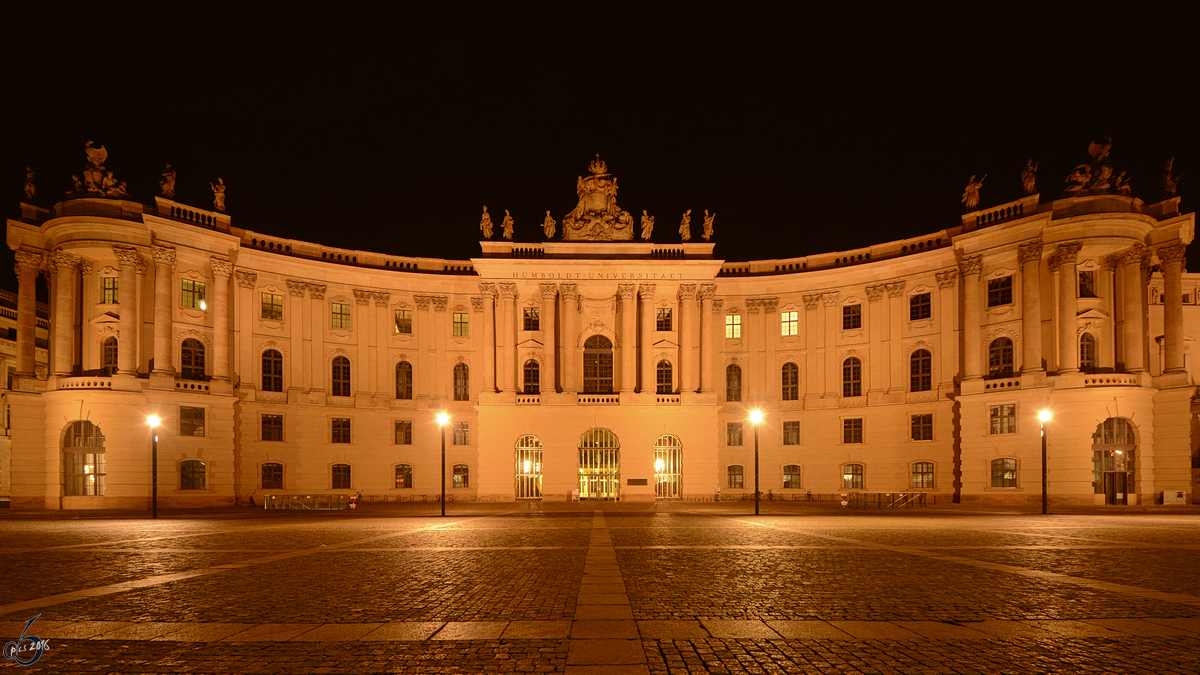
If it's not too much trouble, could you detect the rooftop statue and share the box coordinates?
[83,140,108,193]
[1066,137,1121,195]
[1065,164,1091,193]
[702,210,715,241]
[68,176,82,195]
[640,210,654,241]
[561,155,635,241]
[961,174,985,210]
[679,209,692,242]
[479,206,494,239]
[160,163,176,198]
[24,167,35,201]
[210,177,226,212]
[1021,159,1038,195]
[102,170,128,197]
[1162,157,1183,198]
[1114,171,1132,197]
[542,210,556,240]
[502,209,514,240]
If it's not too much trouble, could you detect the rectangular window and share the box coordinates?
[726,422,743,446]
[987,276,1013,307]
[261,463,283,490]
[783,465,802,490]
[909,292,931,321]
[1078,271,1097,298]
[727,465,744,489]
[261,414,283,442]
[453,312,469,337]
[453,421,469,445]
[843,418,863,444]
[332,464,351,489]
[781,311,799,336]
[911,462,935,489]
[725,314,741,338]
[843,464,864,490]
[181,279,206,309]
[332,417,351,444]
[179,406,205,437]
[395,420,412,445]
[842,304,862,330]
[394,464,412,489]
[656,308,673,331]
[331,302,351,329]
[783,421,800,445]
[911,413,933,441]
[991,458,1018,488]
[394,309,412,334]
[261,292,283,321]
[102,277,119,304]
[453,464,470,489]
[523,307,540,331]
[989,404,1017,434]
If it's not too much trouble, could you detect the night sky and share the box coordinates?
[3,4,1197,293]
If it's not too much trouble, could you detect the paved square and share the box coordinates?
[2,503,1199,673]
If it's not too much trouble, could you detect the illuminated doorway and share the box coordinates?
[654,435,682,499]
[578,428,619,500]
[1092,418,1136,505]
[515,434,543,500]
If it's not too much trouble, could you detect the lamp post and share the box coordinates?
[1038,409,1052,515]
[437,412,450,516]
[750,409,763,515]
[147,414,161,518]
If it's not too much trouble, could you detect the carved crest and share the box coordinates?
[561,155,635,241]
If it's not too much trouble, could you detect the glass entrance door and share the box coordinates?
[578,428,619,500]
[654,435,682,499]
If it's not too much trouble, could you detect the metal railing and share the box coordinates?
[263,494,350,510]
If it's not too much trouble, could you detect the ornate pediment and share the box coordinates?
[561,155,634,241]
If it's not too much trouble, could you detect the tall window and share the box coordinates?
[63,420,105,496]
[911,413,933,441]
[725,314,741,338]
[987,276,1013,307]
[783,465,801,489]
[261,292,283,320]
[583,335,614,393]
[332,418,351,444]
[910,293,931,321]
[911,462,934,489]
[1078,270,1097,298]
[726,364,742,401]
[262,414,283,441]
[781,362,799,400]
[453,464,470,489]
[843,463,864,489]
[727,422,743,446]
[331,302,351,329]
[843,418,863,444]
[102,277,119,304]
[181,279,206,309]
[991,458,1017,487]
[453,363,470,401]
[261,462,283,489]
[842,304,861,330]
[842,357,862,397]
[781,310,798,336]
[395,420,412,444]
[180,406,205,437]
[656,361,673,394]
[453,421,469,445]
[990,404,1016,434]
[332,356,351,396]
[783,420,800,445]
[727,465,744,489]
[102,337,118,376]
[453,312,469,337]
[395,464,413,489]
[988,338,1014,378]
[523,307,540,331]
[656,308,673,331]
[395,361,413,399]
[394,309,412,334]
[523,360,540,394]
[262,350,283,392]
[332,463,351,489]
[180,460,205,490]
[1080,333,1097,372]
[181,339,205,380]
[910,349,932,392]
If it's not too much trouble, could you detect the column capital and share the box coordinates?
[699,283,717,301]
[286,279,307,296]
[152,244,177,268]
[638,283,656,300]
[539,282,558,300]
[1017,239,1043,265]
[618,283,637,300]
[802,293,821,310]
[470,296,483,312]
[935,270,957,288]
[498,282,518,299]
[822,291,840,306]
[414,294,430,310]
[432,296,449,311]
[78,258,94,275]
[865,285,885,301]
[49,250,80,274]
[746,298,761,314]
[210,256,233,278]
[676,283,697,300]
[14,249,43,273]
[761,297,778,313]
[113,245,146,273]
[712,298,724,314]
[1047,242,1082,271]
[560,283,578,300]
[1101,253,1121,271]
[307,282,326,300]
[235,270,257,289]
[353,289,372,306]
[372,291,390,307]
[958,254,982,277]
[1158,243,1187,265]
[1116,243,1147,266]
[885,281,905,298]
[479,282,497,298]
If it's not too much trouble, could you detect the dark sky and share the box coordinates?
[3,4,1197,293]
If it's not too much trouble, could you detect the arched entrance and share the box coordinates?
[1093,418,1136,505]
[515,435,543,500]
[578,428,619,500]
[654,435,682,499]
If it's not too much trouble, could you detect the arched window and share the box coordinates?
[842,357,862,397]
[783,464,801,489]
[261,462,283,490]
[726,465,744,489]
[656,360,673,394]
[1080,333,1097,373]
[395,361,413,399]
[654,435,683,499]
[578,428,619,499]
[452,464,470,489]
[180,460,206,490]
[990,458,1017,487]
[394,464,413,489]
[523,360,540,395]
[726,364,742,402]
[1093,418,1136,505]
[181,338,205,380]
[332,356,351,396]
[262,349,283,392]
[781,362,799,400]
[453,363,470,401]
[583,335,613,393]
[63,420,105,496]
[842,463,864,490]
[988,338,1014,378]
[332,463,351,489]
[102,337,118,376]
[910,349,932,392]
[515,435,543,499]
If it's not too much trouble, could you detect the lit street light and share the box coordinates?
[437,412,450,516]
[1038,409,1052,515]
[750,409,763,515]
[147,414,162,518]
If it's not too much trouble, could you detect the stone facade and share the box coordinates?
[4,187,1198,509]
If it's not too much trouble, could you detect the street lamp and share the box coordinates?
[146,414,162,518]
[437,412,450,516]
[749,409,763,515]
[1038,409,1052,515]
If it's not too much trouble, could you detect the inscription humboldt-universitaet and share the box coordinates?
[510,271,685,280]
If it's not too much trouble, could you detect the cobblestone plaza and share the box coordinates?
[2,504,1199,673]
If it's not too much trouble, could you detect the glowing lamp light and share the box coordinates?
[436,412,450,426]
[199,300,207,311]
[749,409,764,425]
[523,460,532,473]
[654,458,665,472]
[147,414,162,428]
[1037,409,1052,424]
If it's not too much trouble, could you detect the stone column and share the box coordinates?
[498,283,517,393]
[209,257,233,382]
[1018,240,1043,373]
[308,283,326,390]
[618,284,638,393]
[639,284,655,393]
[1159,243,1187,373]
[1100,256,1118,370]
[14,251,42,378]
[746,299,763,400]
[373,291,390,397]
[540,283,558,393]
[479,283,497,392]
[960,255,983,380]
[561,284,578,394]
[761,297,778,401]
[822,292,839,396]
[150,246,176,377]
[432,296,449,398]
[50,251,80,378]
[414,295,432,398]
[699,284,716,393]
[113,246,144,376]
[353,289,372,394]
[77,259,94,370]
[234,270,256,389]
[1049,242,1081,374]
[286,280,307,391]
[677,284,697,393]
[886,282,905,392]
[865,285,885,392]
[935,270,957,386]
[802,294,820,401]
